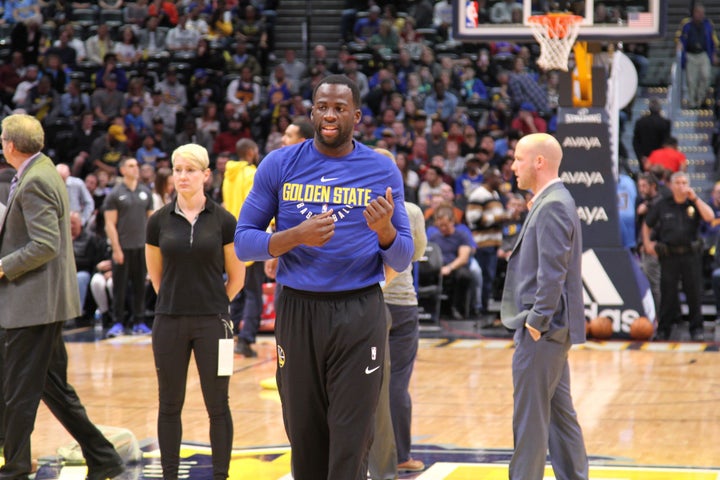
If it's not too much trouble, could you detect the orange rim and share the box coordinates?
[528,13,583,39]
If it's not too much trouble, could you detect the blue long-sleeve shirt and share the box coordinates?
[678,17,719,68]
[234,139,414,292]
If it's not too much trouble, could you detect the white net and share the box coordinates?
[528,14,583,72]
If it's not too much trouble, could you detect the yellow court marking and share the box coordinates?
[259,377,278,390]
[417,463,720,480]
[228,453,292,480]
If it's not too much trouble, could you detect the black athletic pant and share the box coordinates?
[112,247,146,327]
[275,284,386,480]
[152,314,233,480]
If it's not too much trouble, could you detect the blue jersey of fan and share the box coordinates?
[234,139,414,292]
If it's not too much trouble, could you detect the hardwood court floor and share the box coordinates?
[29,330,720,474]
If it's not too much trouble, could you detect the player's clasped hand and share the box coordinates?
[364,187,395,233]
[298,209,336,247]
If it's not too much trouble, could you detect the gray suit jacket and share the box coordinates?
[0,154,81,328]
[500,181,586,345]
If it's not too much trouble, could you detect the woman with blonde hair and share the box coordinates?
[145,143,245,480]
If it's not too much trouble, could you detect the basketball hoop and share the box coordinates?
[527,13,583,72]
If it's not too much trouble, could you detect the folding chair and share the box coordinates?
[415,242,444,329]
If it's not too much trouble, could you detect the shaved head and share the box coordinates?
[521,133,562,170]
[512,133,563,193]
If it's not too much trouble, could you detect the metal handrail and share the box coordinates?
[668,48,683,112]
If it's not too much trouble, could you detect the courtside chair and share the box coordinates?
[416,242,445,330]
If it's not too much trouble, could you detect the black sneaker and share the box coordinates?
[690,331,705,342]
[655,330,670,341]
[235,339,257,358]
[85,462,124,480]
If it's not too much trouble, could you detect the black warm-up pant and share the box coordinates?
[275,284,387,480]
[152,314,233,480]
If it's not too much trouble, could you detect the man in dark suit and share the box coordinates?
[500,133,588,480]
[632,98,671,170]
[0,114,124,480]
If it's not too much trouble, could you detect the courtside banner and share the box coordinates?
[555,108,621,249]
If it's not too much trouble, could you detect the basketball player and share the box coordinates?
[233,75,414,479]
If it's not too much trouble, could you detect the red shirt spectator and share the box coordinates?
[645,137,687,172]
[213,115,251,155]
[148,0,179,26]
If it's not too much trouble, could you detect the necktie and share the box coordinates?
[7,174,18,203]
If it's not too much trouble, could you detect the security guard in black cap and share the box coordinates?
[643,171,715,341]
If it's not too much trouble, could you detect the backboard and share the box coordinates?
[455,0,665,42]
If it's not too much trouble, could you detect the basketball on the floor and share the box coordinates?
[629,316,654,340]
[589,316,613,339]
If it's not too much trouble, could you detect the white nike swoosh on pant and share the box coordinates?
[365,366,380,374]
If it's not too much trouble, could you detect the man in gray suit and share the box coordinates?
[0,114,124,480]
[500,133,588,480]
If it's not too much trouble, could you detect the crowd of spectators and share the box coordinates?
[2,0,719,331]
[0,0,549,321]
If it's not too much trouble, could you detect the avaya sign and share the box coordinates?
[560,171,605,187]
[562,136,602,150]
[557,107,620,248]
[577,206,609,225]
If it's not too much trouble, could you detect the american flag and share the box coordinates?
[627,12,654,28]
